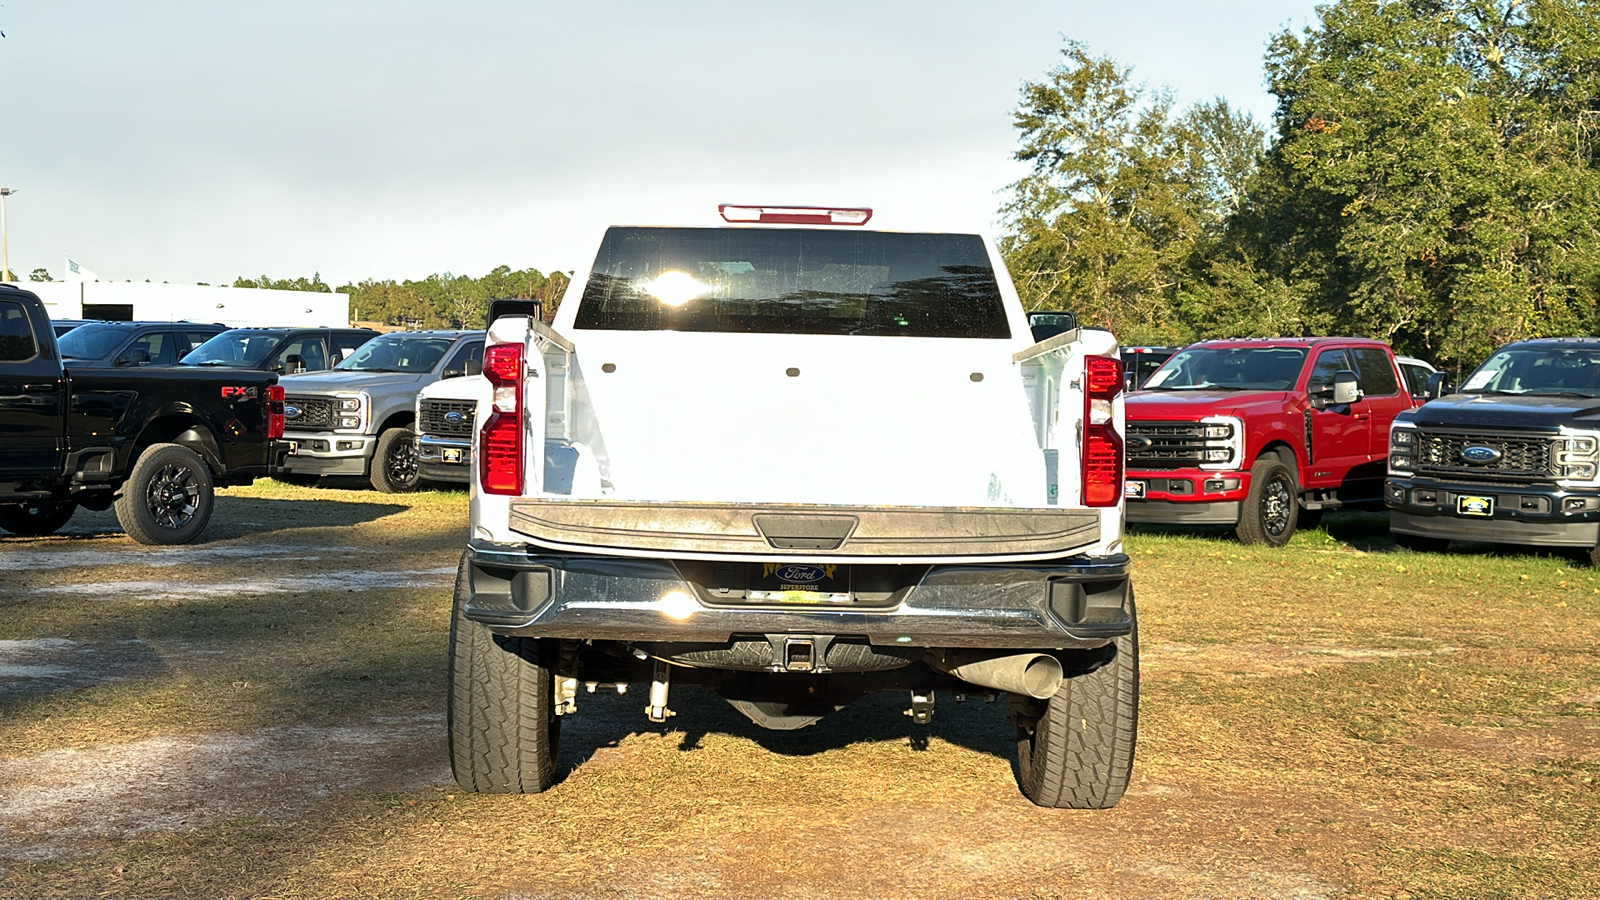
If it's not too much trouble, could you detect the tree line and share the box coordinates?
[1003,0,1600,371]
[231,266,570,329]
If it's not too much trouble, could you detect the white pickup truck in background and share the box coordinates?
[450,205,1137,808]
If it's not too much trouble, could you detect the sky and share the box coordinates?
[0,1,1325,287]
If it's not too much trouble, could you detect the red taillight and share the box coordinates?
[479,343,524,495]
[1082,355,1123,507]
[266,385,285,440]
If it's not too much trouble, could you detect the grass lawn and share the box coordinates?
[0,485,1595,899]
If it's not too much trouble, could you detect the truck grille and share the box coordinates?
[1413,430,1555,480]
[1127,422,1232,468]
[421,399,476,438]
[284,397,334,429]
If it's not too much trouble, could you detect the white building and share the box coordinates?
[26,280,350,328]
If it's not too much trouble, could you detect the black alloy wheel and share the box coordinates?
[371,426,423,493]
[146,461,203,530]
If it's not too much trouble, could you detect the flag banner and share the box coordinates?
[64,257,98,282]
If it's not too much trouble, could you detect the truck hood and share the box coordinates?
[1402,393,1600,430]
[1126,389,1294,421]
[277,371,426,393]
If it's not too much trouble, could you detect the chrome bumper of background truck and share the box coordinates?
[417,434,472,484]
[461,542,1133,650]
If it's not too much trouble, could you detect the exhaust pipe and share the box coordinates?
[936,651,1063,700]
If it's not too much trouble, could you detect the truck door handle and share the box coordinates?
[20,383,61,394]
[1353,412,1370,421]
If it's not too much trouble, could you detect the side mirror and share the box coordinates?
[465,359,482,377]
[285,353,306,374]
[1332,370,1361,405]
[1424,371,1451,400]
[116,347,151,366]
[1027,312,1078,343]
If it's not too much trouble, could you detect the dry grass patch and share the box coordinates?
[1,497,1598,898]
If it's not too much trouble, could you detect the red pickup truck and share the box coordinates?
[1124,337,1417,545]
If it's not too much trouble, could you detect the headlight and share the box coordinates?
[1391,429,1414,446]
[338,416,360,429]
[1197,415,1243,470]
[1556,431,1600,482]
[1562,462,1597,480]
[1389,452,1414,472]
[338,398,361,411]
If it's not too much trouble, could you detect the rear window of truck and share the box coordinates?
[573,227,1011,338]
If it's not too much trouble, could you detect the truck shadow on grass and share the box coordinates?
[35,495,415,545]
[555,684,1015,779]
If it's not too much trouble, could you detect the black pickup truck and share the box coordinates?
[1387,337,1600,564]
[0,285,285,544]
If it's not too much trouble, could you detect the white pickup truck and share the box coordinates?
[451,205,1137,808]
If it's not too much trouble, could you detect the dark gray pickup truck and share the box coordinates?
[0,284,285,543]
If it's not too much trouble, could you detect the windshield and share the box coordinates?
[573,227,1011,338]
[1460,346,1600,397]
[334,335,455,373]
[1143,347,1308,392]
[57,324,133,359]
[181,329,289,367]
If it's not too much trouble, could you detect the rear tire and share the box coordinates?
[1014,589,1139,809]
[1237,456,1298,546]
[114,443,214,545]
[1394,532,1450,554]
[371,426,422,493]
[448,552,561,793]
[0,501,77,536]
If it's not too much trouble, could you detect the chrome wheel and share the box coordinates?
[1261,476,1292,537]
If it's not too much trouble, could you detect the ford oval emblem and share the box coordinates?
[283,405,301,419]
[1461,445,1502,464]
[444,411,465,425]
[1126,435,1153,451]
[774,564,826,583]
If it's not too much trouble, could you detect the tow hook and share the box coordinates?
[646,659,675,723]
[904,691,935,725]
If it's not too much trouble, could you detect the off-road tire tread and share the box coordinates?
[113,443,214,545]
[448,552,559,793]
[1015,591,1139,809]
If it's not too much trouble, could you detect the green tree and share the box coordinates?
[29,267,51,282]
[1000,42,1265,346]
[1254,0,1600,367]
[232,273,334,293]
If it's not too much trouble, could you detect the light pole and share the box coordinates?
[0,187,15,282]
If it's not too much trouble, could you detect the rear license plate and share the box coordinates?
[1457,495,1495,517]
[442,447,463,463]
[746,563,850,602]
[1125,480,1146,499]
